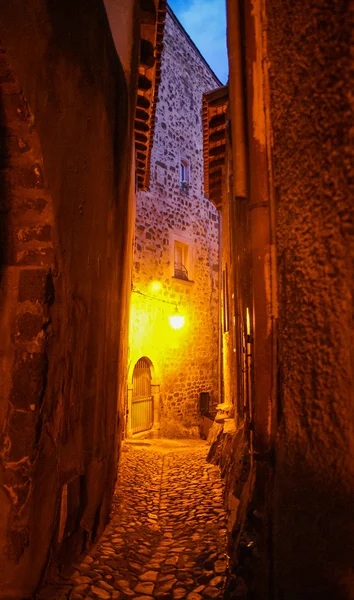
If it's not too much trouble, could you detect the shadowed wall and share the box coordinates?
[0,1,138,597]
[266,1,354,598]
[211,1,354,598]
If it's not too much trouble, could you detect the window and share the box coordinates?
[155,160,166,186]
[170,231,194,282]
[180,158,190,193]
[174,240,189,280]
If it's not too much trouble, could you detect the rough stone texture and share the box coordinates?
[0,1,138,597]
[129,8,221,428]
[265,1,354,598]
[36,439,228,600]
[208,2,354,599]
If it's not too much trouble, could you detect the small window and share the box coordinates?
[155,160,166,186]
[180,159,190,193]
[174,240,189,280]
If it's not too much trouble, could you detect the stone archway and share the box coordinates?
[127,354,160,437]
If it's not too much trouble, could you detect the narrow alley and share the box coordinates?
[0,2,353,599]
[37,439,227,600]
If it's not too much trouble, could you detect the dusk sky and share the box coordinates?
[168,0,228,84]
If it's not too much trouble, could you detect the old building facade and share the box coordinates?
[204,2,354,600]
[0,1,353,599]
[127,6,221,436]
[0,1,165,597]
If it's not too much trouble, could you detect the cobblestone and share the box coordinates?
[37,439,228,600]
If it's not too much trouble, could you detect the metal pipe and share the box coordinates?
[226,0,247,199]
[243,0,273,455]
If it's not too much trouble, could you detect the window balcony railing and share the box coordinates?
[180,180,190,194]
[174,262,189,281]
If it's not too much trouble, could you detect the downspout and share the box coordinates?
[227,0,274,455]
[243,3,278,599]
[226,0,249,428]
[218,209,223,404]
[226,3,276,600]
[227,0,247,199]
[243,0,273,457]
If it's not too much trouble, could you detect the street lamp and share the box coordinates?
[169,305,185,330]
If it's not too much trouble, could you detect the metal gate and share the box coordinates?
[131,357,153,434]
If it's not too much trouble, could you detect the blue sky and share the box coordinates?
[168,0,228,84]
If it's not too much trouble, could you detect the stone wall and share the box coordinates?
[129,7,220,429]
[205,1,354,599]
[266,1,354,598]
[215,1,354,599]
[0,1,138,597]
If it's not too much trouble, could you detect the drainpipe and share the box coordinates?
[226,0,249,429]
[218,209,223,405]
[227,0,247,200]
[227,0,274,456]
[243,0,274,457]
[227,4,277,600]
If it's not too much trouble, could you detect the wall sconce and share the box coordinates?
[169,305,185,330]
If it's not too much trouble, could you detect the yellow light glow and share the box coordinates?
[169,314,185,329]
[246,307,251,336]
[150,280,162,293]
[169,307,185,330]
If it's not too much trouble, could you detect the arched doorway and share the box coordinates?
[126,354,160,437]
[131,357,154,434]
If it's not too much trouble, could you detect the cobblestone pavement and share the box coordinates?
[37,438,228,600]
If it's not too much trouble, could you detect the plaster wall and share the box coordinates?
[0,1,137,597]
[265,1,354,598]
[129,9,221,427]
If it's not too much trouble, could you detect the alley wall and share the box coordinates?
[207,2,354,599]
[129,7,220,430]
[266,1,354,598]
[0,1,138,597]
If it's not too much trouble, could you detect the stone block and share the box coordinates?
[16,246,54,267]
[10,351,47,410]
[0,88,29,123]
[12,195,48,214]
[0,131,31,158]
[15,224,52,243]
[15,312,44,341]
[5,410,38,462]
[18,268,51,303]
[1,163,44,190]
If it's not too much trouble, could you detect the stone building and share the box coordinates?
[0,1,352,599]
[127,6,221,436]
[0,1,165,596]
[203,2,354,599]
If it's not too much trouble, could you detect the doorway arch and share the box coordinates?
[127,355,160,436]
[132,357,153,434]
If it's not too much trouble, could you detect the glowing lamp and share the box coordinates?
[169,306,184,329]
[150,280,162,293]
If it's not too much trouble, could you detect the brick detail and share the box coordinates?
[0,45,55,540]
[18,268,51,303]
[5,410,38,462]
[10,351,47,410]
[15,312,44,341]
